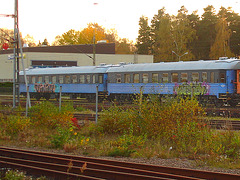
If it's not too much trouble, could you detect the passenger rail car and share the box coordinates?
[20,58,240,106]
[106,59,240,106]
[19,66,109,101]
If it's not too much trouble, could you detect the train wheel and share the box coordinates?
[45,94,51,100]
[229,101,238,107]
[35,95,41,101]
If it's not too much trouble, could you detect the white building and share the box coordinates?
[0,43,153,82]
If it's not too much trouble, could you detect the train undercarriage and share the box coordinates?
[22,92,240,107]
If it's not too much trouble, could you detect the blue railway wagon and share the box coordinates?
[106,59,240,105]
[19,66,109,100]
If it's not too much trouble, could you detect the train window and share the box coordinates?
[162,73,168,83]
[192,72,199,82]
[59,76,64,84]
[72,75,77,83]
[210,72,214,83]
[171,73,178,83]
[202,72,207,82]
[86,75,91,83]
[32,76,36,84]
[45,76,49,83]
[133,74,139,83]
[80,75,84,83]
[180,73,188,82]
[116,74,121,83]
[52,76,57,83]
[152,73,158,83]
[38,76,43,83]
[143,73,148,83]
[124,74,130,83]
[65,75,71,84]
[99,75,103,84]
[93,75,96,84]
[220,73,225,83]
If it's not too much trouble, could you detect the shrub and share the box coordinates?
[1,115,31,136]
[28,101,73,128]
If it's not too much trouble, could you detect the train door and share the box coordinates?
[237,70,240,94]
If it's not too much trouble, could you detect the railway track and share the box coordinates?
[1,109,240,130]
[0,146,239,180]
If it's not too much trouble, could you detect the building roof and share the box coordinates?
[0,43,115,54]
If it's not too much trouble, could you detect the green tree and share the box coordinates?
[210,8,234,59]
[171,6,196,61]
[223,7,240,57]
[150,8,173,62]
[136,16,151,55]
[197,5,218,59]
[187,11,200,59]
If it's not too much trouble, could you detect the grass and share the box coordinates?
[0,96,240,170]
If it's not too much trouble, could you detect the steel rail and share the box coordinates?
[0,147,196,180]
[1,146,240,180]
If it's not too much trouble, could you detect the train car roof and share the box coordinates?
[106,59,240,73]
[20,66,109,75]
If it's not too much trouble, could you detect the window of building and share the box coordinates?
[59,76,64,84]
[143,73,148,83]
[116,74,121,83]
[152,73,158,83]
[162,73,168,83]
[192,72,199,82]
[52,76,57,83]
[202,72,207,82]
[32,76,36,84]
[99,75,103,84]
[86,75,91,83]
[171,73,178,83]
[210,72,215,83]
[72,75,77,83]
[133,74,139,83]
[65,75,71,84]
[219,72,225,83]
[80,75,84,83]
[180,73,188,82]
[124,74,130,83]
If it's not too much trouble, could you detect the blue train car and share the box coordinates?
[106,59,240,106]
[19,65,109,101]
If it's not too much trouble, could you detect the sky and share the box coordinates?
[1,0,240,45]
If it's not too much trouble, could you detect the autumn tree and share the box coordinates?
[136,16,151,54]
[115,38,136,54]
[0,28,23,49]
[23,34,36,47]
[210,8,234,59]
[54,23,107,45]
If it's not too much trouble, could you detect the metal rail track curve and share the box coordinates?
[0,146,240,180]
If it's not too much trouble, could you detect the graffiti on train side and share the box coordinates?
[173,82,210,95]
[34,83,58,93]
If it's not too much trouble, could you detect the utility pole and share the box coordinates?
[13,0,20,107]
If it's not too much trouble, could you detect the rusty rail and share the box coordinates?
[0,146,240,180]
